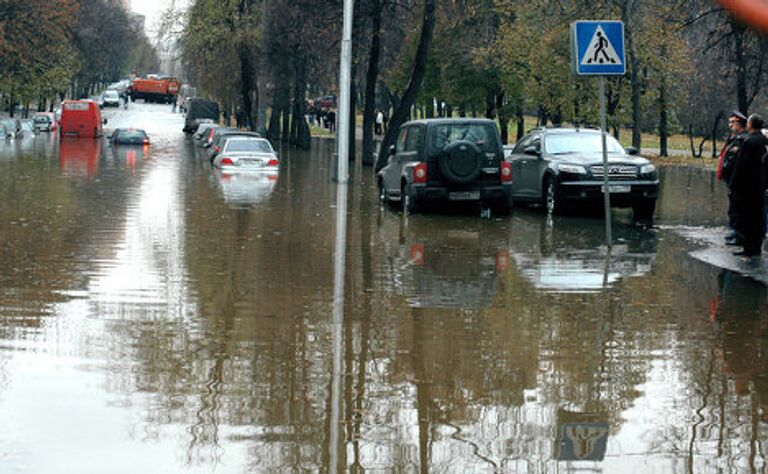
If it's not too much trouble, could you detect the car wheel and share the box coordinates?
[544,177,562,214]
[632,198,656,223]
[402,184,419,215]
[378,180,388,206]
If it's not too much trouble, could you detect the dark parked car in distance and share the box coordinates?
[377,118,514,215]
[183,98,220,133]
[506,127,658,221]
[110,128,150,145]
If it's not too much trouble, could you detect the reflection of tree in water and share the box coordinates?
[93,147,341,471]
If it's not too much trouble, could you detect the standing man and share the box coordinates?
[729,114,768,257]
[719,111,748,245]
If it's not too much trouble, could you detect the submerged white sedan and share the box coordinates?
[211,136,278,172]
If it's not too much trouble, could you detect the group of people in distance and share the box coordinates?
[718,111,768,257]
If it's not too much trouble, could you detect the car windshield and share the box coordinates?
[115,130,147,140]
[33,116,50,123]
[430,123,497,153]
[225,139,273,153]
[545,133,625,155]
[105,91,119,98]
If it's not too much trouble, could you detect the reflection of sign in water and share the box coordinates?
[557,422,609,461]
[556,409,609,461]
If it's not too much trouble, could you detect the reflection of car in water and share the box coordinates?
[213,168,278,207]
[111,144,148,175]
[378,213,510,308]
[509,212,656,293]
[59,138,102,180]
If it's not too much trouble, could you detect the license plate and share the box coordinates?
[449,191,480,201]
[601,185,631,193]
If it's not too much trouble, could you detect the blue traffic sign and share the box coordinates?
[571,21,626,76]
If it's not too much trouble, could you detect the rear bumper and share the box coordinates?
[413,183,514,206]
[560,180,659,206]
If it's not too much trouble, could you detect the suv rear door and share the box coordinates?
[383,125,423,192]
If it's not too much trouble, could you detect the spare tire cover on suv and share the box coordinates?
[439,140,483,184]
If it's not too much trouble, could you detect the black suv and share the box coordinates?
[507,127,659,221]
[377,118,514,214]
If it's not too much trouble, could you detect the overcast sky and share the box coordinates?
[130,0,166,25]
[130,0,187,32]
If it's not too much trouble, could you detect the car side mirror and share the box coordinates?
[625,146,638,155]
[103,118,108,125]
[389,145,396,156]
[524,145,540,156]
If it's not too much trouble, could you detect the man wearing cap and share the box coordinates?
[719,110,748,245]
[729,113,768,257]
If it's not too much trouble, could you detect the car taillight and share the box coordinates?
[500,161,513,182]
[410,244,425,266]
[267,159,279,166]
[143,139,150,145]
[413,162,427,183]
[496,250,510,272]
[220,157,234,166]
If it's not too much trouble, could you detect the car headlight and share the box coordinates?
[559,164,587,175]
[640,164,656,174]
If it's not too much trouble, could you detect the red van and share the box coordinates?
[60,100,107,138]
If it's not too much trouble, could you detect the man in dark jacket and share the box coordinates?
[720,111,748,245]
[729,114,768,257]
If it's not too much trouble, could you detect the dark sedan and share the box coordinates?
[110,128,150,145]
[507,127,658,222]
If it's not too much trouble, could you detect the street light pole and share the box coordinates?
[336,0,354,183]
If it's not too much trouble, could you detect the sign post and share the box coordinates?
[571,20,626,247]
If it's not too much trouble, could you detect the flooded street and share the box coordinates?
[0,103,766,473]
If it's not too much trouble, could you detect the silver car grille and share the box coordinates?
[590,165,638,180]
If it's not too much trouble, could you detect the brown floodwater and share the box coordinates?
[0,103,765,473]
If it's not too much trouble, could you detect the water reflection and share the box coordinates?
[59,137,102,180]
[377,213,509,308]
[509,212,657,292]
[110,144,149,176]
[212,168,278,207]
[4,113,768,474]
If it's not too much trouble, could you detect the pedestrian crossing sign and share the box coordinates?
[571,21,626,76]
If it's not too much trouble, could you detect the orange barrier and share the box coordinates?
[718,0,768,33]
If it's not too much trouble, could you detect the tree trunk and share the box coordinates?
[375,0,437,172]
[362,0,383,166]
[621,2,642,150]
[268,82,288,142]
[732,20,749,114]
[485,92,495,119]
[281,85,291,143]
[237,43,256,130]
[349,78,356,161]
[658,78,668,157]
[293,65,311,150]
[496,91,509,145]
[516,98,524,141]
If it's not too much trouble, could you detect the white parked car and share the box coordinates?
[101,90,121,108]
[212,137,278,172]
